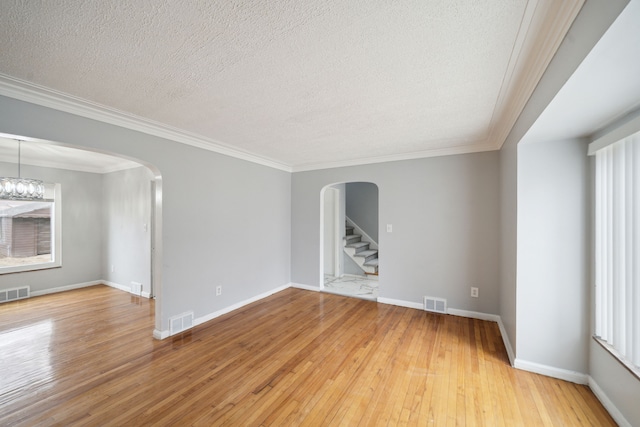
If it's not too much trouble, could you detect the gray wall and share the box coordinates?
[103,166,153,295]
[292,152,500,314]
[499,136,518,357]
[590,340,640,424]
[0,161,103,292]
[497,0,631,363]
[516,138,589,373]
[346,182,379,242]
[0,95,292,334]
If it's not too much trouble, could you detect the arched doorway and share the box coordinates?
[320,181,379,300]
[0,133,162,333]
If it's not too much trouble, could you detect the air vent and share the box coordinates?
[169,311,194,335]
[423,296,447,314]
[0,286,30,304]
[131,282,142,296]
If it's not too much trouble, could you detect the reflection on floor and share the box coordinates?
[324,275,378,301]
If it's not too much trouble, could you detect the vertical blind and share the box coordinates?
[594,131,640,369]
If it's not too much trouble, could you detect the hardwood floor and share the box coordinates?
[0,285,616,426]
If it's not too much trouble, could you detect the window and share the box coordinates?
[594,130,640,375]
[0,183,61,274]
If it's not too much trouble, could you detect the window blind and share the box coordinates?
[594,131,640,369]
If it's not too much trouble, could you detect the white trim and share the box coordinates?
[292,143,498,172]
[447,308,501,322]
[513,359,589,385]
[588,376,633,427]
[445,308,514,366]
[497,317,515,366]
[0,183,62,275]
[588,108,640,155]
[346,215,378,250]
[0,74,291,173]
[377,297,424,310]
[153,329,170,340]
[29,280,102,297]
[101,280,151,298]
[193,283,291,327]
[103,280,131,293]
[291,283,321,292]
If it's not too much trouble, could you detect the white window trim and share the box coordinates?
[0,183,61,274]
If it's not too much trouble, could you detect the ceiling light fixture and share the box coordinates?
[0,140,45,200]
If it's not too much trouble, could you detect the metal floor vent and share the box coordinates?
[131,282,142,296]
[0,286,30,304]
[169,311,194,335]
[423,296,447,314]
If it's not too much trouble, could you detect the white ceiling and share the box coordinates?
[0,0,583,171]
[523,0,640,143]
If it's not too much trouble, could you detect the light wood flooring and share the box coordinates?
[0,285,616,426]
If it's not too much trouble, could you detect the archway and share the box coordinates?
[320,181,379,300]
[0,133,163,333]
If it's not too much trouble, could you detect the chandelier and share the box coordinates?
[0,140,45,200]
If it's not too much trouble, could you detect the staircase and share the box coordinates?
[344,224,379,275]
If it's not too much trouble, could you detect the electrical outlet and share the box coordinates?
[387,224,393,233]
[471,287,479,298]
[216,286,222,296]
[110,265,115,273]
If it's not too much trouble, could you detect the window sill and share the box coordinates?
[0,261,62,275]
[593,336,640,381]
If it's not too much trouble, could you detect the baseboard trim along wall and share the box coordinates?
[30,280,103,297]
[496,318,515,366]
[193,283,291,328]
[154,283,293,339]
[153,329,170,340]
[377,297,423,310]
[103,280,150,298]
[291,283,320,292]
[588,376,632,427]
[513,359,589,385]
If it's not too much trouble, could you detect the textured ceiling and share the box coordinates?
[0,0,582,171]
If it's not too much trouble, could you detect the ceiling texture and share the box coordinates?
[0,0,583,172]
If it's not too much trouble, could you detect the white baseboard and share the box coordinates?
[588,376,632,427]
[142,291,151,298]
[30,280,102,297]
[377,298,516,365]
[193,283,291,328]
[377,297,423,310]
[496,318,515,366]
[291,283,320,292]
[447,308,500,322]
[103,280,130,293]
[153,329,170,340]
[103,280,150,298]
[514,359,588,385]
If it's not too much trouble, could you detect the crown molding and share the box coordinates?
[487,0,584,150]
[291,140,499,172]
[0,74,504,174]
[0,74,293,173]
[0,155,138,175]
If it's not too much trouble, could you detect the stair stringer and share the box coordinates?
[345,216,378,250]
[344,217,378,274]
